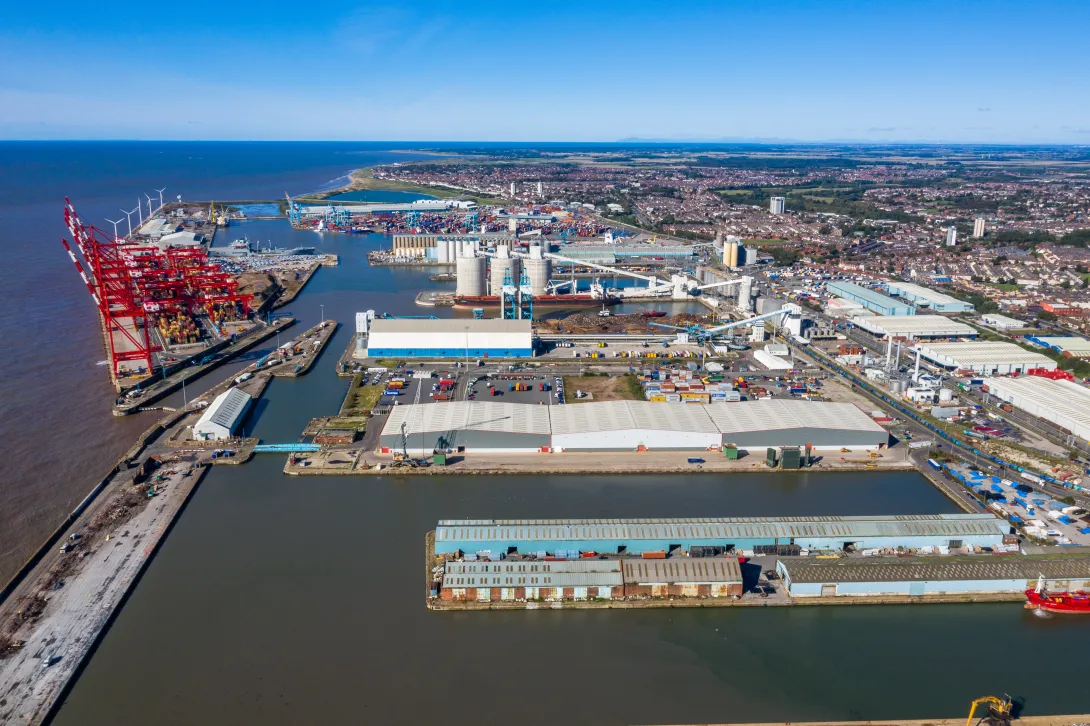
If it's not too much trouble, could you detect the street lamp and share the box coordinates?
[464,325,470,368]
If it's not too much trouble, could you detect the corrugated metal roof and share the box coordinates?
[704,400,885,435]
[383,401,551,437]
[622,558,742,585]
[886,281,968,307]
[780,554,1090,583]
[195,388,251,431]
[915,342,1053,367]
[434,515,1008,543]
[369,318,531,334]
[852,315,976,337]
[385,400,885,438]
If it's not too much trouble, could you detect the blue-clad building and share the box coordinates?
[433,515,1009,556]
[885,281,975,313]
[825,281,915,316]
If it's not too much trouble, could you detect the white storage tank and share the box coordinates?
[490,247,521,296]
[436,239,450,263]
[938,388,954,402]
[456,254,487,297]
[447,239,456,262]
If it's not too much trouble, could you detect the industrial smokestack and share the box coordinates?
[886,336,893,369]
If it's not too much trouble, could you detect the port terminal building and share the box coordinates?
[363,319,534,359]
[1026,336,1090,358]
[192,388,252,441]
[912,341,1056,375]
[825,281,915,316]
[433,515,1009,556]
[379,399,889,454]
[777,554,1090,598]
[885,281,975,313]
[438,557,743,603]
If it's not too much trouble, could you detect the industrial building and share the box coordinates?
[382,401,551,454]
[885,281,975,313]
[983,376,1090,442]
[192,388,252,441]
[1026,336,1090,358]
[437,557,743,602]
[777,554,1090,598]
[851,315,977,340]
[825,281,915,316]
[381,400,889,455]
[363,319,534,359]
[912,342,1056,375]
[433,515,1009,556]
[981,313,1025,330]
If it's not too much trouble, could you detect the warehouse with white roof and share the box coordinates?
[379,400,888,454]
[913,342,1056,375]
[851,315,977,340]
[983,376,1090,442]
[192,388,252,441]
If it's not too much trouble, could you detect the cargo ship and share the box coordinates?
[1024,579,1090,613]
[452,294,619,309]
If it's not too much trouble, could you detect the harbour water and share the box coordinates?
[5,143,1090,725]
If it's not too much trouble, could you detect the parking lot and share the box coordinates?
[466,373,560,405]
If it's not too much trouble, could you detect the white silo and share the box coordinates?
[456,252,487,297]
[436,239,450,264]
[446,239,456,262]
[490,246,520,297]
[738,276,753,312]
[525,244,552,296]
[744,245,758,266]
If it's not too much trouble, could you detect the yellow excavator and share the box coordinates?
[966,695,1013,726]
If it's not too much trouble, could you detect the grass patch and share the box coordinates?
[341,374,386,414]
[374,358,401,368]
[615,373,646,400]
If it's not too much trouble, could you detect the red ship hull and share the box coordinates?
[1024,588,1090,613]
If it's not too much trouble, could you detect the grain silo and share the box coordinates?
[727,240,739,268]
[525,244,552,296]
[446,239,456,262]
[456,252,487,297]
[490,246,520,297]
[436,239,450,263]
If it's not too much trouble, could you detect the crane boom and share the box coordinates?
[704,304,800,335]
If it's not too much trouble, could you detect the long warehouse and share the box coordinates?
[777,554,1090,598]
[851,315,978,340]
[363,318,534,359]
[983,376,1090,442]
[379,399,889,454]
[433,515,1010,555]
[885,281,975,313]
[913,341,1056,375]
[826,281,915,316]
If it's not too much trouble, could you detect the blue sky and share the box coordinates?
[3,0,1089,142]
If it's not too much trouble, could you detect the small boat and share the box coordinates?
[1024,578,1090,613]
[598,307,611,318]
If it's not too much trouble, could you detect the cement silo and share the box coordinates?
[446,239,456,262]
[744,245,758,266]
[490,246,520,297]
[436,239,450,263]
[456,253,487,297]
[525,245,552,297]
